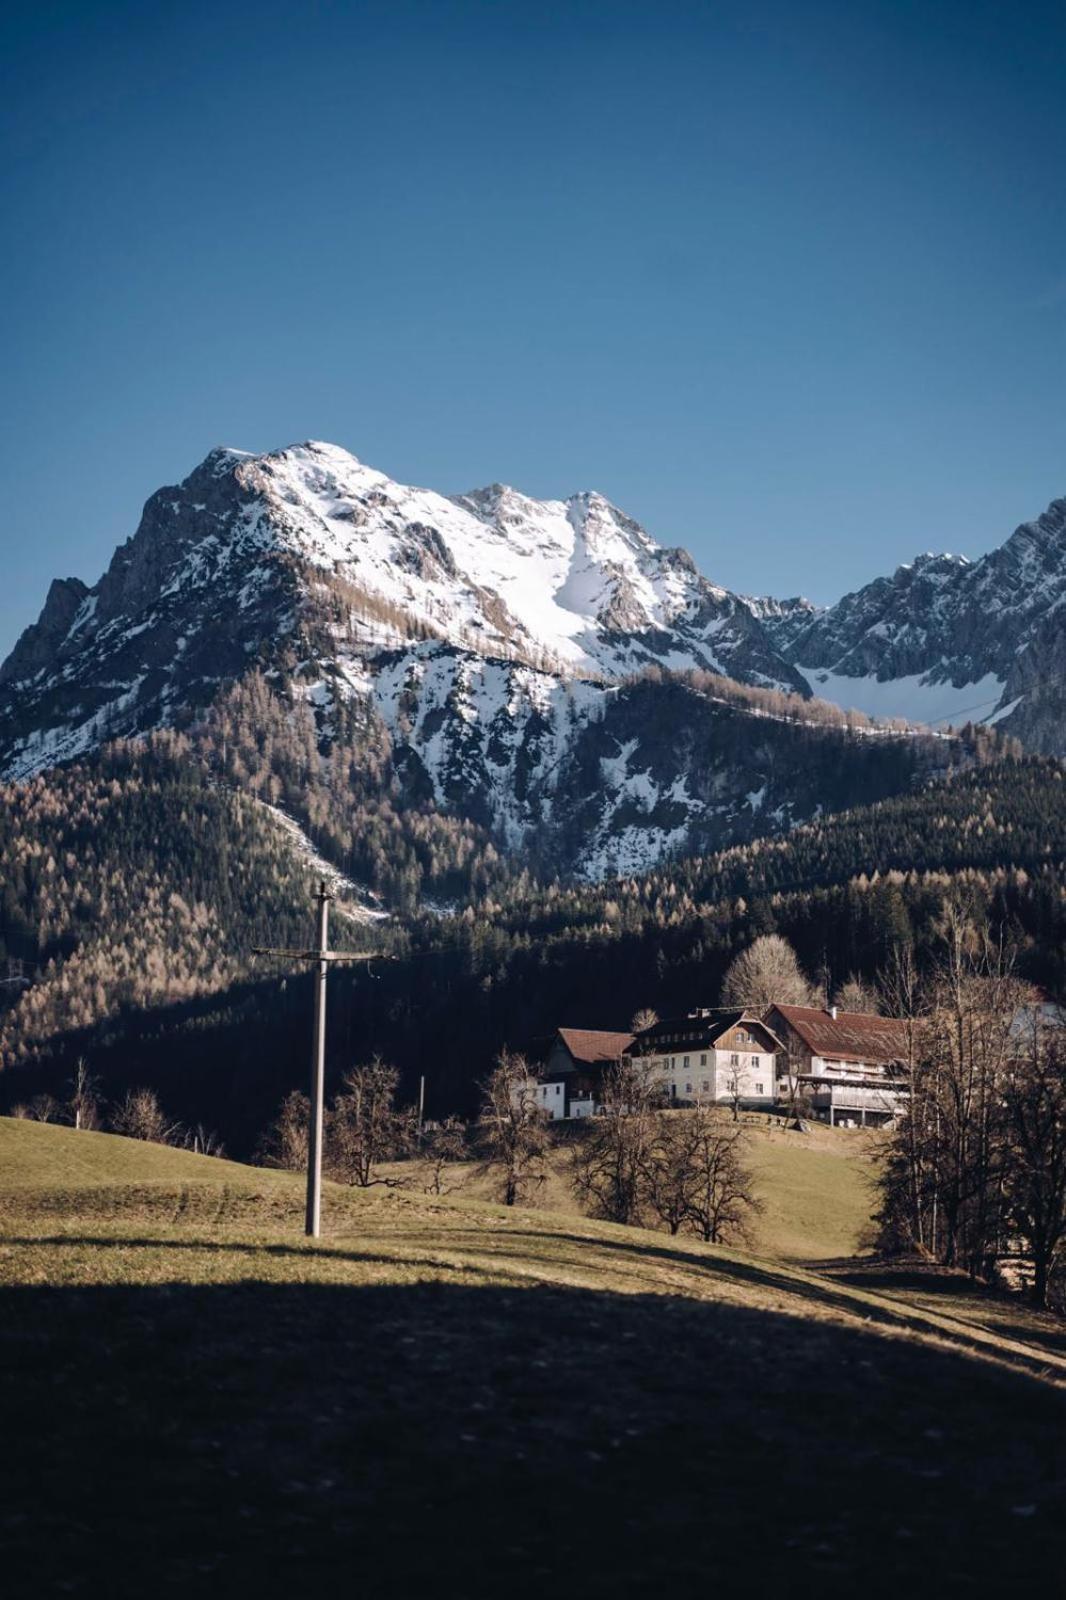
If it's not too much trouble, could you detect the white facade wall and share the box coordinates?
[713,1048,775,1103]
[532,1081,568,1120]
[643,1050,775,1105]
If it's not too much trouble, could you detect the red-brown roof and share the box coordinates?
[556,1027,634,1066]
[770,1004,909,1065]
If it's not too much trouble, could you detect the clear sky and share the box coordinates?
[3,0,1065,658]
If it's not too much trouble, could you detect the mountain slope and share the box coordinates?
[2,441,953,882]
[0,440,808,786]
[1,748,1061,1151]
[784,497,1066,749]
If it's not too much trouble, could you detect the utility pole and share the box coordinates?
[254,880,384,1238]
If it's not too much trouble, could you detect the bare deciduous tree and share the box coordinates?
[111,1087,181,1144]
[478,1050,550,1207]
[643,1106,759,1243]
[675,1114,760,1244]
[1004,1018,1066,1308]
[833,974,882,1015]
[329,1059,415,1187]
[259,1090,310,1171]
[878,911,1035,1279]
[570,1057,663,1226]
[630,1007,659,1034]
[422,1116,467,1195]
[720,935,813,1012]
[68,1057,101,1131]
[186,1123,226,1158]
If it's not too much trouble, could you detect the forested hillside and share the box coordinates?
[0,737,1062,1153]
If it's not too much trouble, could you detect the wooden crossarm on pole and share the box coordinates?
[252,948,382,963]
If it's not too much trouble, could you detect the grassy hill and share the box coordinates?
[386,1113,880,1262]
[1,1118,1063,1597]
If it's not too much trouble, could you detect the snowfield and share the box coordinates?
[794,667,1009,729]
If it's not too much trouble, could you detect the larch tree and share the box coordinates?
[720,934,813,1012]
[833,974,882,1015]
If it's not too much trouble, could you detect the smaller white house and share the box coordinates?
[531,1079,568,1119]
[529,1027,636,1119]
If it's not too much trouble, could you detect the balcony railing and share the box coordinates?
[807,1085,908,1112]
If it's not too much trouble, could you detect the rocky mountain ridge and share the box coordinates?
[781,499,1066,750]
[0,440,1052,885]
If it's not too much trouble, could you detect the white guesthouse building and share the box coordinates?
[626,1009,785,1107]
[529,1011,786,1118]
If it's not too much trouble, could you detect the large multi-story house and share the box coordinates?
[626,1009,784,1107]
[531,1011,785,1117]
[764,1003,910,1127]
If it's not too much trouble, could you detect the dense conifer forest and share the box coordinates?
[0,716,1062,1153]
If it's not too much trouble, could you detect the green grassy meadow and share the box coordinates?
[1,1116,1063,1597]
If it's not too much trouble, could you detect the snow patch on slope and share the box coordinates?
[795,666,1007,728]
[250,795,388,924]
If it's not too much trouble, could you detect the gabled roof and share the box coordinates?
[770,1004,909,1065]
[629,1009,784,1054]
[556,1027,634,1066]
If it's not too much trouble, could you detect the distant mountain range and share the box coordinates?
[763,495,1066,750]
[0,441,1058,881]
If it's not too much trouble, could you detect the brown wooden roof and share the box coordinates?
[770,1004,909,1065]
[556,1027,634,1066]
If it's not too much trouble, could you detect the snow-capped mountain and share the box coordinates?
[0,439,809,785]
[0,439,1040,885]
[780,498,1066,749]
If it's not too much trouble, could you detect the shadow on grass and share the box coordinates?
[2,1275,1064,1598]
[344,1223,1066,1368]
[9,1227,1064,1374]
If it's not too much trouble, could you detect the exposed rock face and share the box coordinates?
[0,440,808,784]
[0,577,89,686]
[780,499,1066,749]
[0,448,301,778]
[1,438,1055,881]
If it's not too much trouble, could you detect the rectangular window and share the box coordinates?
[731,1053,739,1066]
[755,1083,764,1095]
[700,1054,707,1066]
[683,1055,690,1068]
[701,1079,710,1092]
[685,1083,692,1095]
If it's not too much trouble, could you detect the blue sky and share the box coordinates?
[2,0,1065,657]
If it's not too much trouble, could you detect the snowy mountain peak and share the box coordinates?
[902,551,971,573]
[0,440,811,781]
